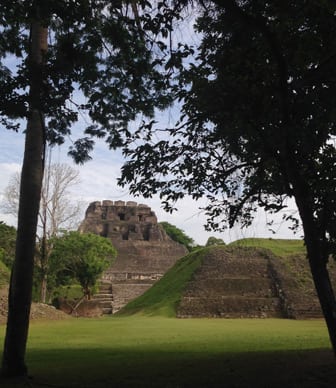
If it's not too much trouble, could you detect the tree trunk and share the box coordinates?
[294,185,336,355]
[40,274,48,304]
[1,21,48,377]
[307,250,336,354]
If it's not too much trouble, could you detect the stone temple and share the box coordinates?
[79,200,188,313]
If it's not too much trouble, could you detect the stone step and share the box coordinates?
[183,278,275,298]
[177,296,283,318]
[94,293,113,299]
[93,282,114,315]
[93,299,113,305]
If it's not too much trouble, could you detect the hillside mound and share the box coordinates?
[116,248,205,317]
[118,239,335,319]
[0,287,71,324]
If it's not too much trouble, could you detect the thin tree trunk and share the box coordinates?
[40,274,48,304]
[1,21,48,377]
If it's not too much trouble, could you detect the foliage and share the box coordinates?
[0,260,10,288]
[117,248,205,317]
[52,284,84,301]
[49,231,116,299]
[121,0,336,243]
[0,318,332,387]
[2,164,82,302]
[159,221,195,251]
[205,236,225,246]
[0,2,179,154]
[0,222,16,268]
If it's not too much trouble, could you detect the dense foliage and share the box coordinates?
[205,237,225,247]
[0,222,16,268]
[122,1,336,240]
[0,1,178,155]
[49,231,116,299]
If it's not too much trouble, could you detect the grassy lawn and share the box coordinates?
[1,317,335,387]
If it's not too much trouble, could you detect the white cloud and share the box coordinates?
[0,115,301,245]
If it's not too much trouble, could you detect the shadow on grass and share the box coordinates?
[1,348,335,388]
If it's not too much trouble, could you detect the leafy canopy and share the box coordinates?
[0,1,181,161]
[49,231,116,298]
[120,0,336,256]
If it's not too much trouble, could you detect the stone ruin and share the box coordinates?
[78,200,331,320]
[79,200,188,313]
[176,245,336,319]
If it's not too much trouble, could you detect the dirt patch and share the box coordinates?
[57,297,104,317]
[0,287,71,324]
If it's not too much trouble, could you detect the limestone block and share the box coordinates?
[102,200,114,206]
[114,200,126,207]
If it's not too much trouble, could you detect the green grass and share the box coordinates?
[117,248,205,317]
[0,317,335,387]
[230,237,306,257]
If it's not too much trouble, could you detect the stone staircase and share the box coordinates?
[110,281,155,313]
[93,281,113,314]
[94,273,159,314]
[177,247,284,318]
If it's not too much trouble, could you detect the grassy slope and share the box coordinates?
[229,237,306,257]
[116,248,206,317]
[118,239,306,318]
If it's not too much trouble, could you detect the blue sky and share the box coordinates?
[0,116,301,245]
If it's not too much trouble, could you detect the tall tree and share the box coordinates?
[0,1,176,377]
[50,231,116,306]
[1,14,48,378]
[37,163,81,303]
[2,163,81,302]
[120,1,336,353]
